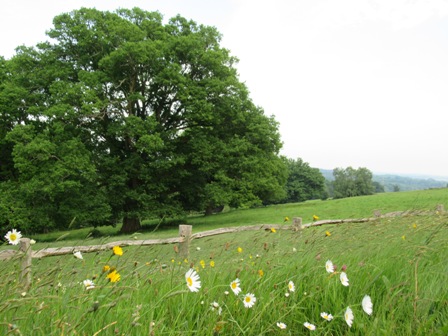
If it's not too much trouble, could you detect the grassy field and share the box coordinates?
[1,189,447,335]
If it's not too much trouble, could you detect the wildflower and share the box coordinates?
[277,322,287,329]
[224,291,229,295]
[304,322,316,330]
[237,247,243,253]
[412,223,417,229]
[401,235,406,240]
[113,246,123,256]
[284,216,289,222]
[185,269,201,292]
[242,293,256,308]
[313,215,319,221]
[171,258,175,263]
[285,292,290,297]
[210,260,215,268]
[325,260,334,273]
[210,301,222,315]
[230,278,241,295]
[292,247,297,252]
[341,264,347,271]
[4,229,22,245]
[82,279,95,290]
[288,280,295,292]
[325,231,331,237]
[258,269,264,277]
[196,246,201,251]
[270,228,276,233]
[73,251,83,260]
[200,260,205,269]
[102,265,111,273]
[320,312,333,321]
[30,239,36,244]
[362,295,373,315]
[340,272,349,286]
[107,270,121,283]
[345,306,354,327]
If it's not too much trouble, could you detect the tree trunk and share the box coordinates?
[121,216,141,233]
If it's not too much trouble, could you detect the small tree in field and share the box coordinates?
[332,167,375,199]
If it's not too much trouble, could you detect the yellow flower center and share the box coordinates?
[10,234,17,241]
[187,277,193,286]
[245,296,251,302]
[231,282,237,289]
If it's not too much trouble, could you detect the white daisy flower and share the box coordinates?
[82,279,95,290]
[320,312,333,321]
[325,260,334,273]
[230,278,241,295]
[73,251,83,260]
[345,306,354,327]
[242,293,256,308]
[210,301,222,315]
[4,229,22,245]
[362,295,373,315]
[304,322,316,330]
[277,322,287,329]
[288,280,295,292]
[340,272,349,286]
[185,269,201,292]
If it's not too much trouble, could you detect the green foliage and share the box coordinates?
[1,197,446,335]
[332,167,375,199]
[281,157,326,203]
[0,7,286,233]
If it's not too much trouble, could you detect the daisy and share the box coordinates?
[288,280,295,292]
[304,322,316,330]
[112,246,123,256]
[4,229,22,245]
[340,272,349,286]
[82,279,95,290]
[242,293,256,308]
[345,306,354,327]
[325,260,334,273]
[230,278,241,295]
[277,322,287,329]
[210,301,222,315]
[362,295,373,315]
[73,251,83,260]
[185,269,201,292]
[320,312,333,321]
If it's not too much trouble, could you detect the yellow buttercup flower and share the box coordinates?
[200,260,206,269]
[325,231,331,237]
[113,246,123,256]
[210,260,215,268]
[284,217,290,222]
[107,270,121,283]
[313,215,319,221]
[237,247,243,253]
[258,269,264,277]
[270,228,276,233]
[102,265,111,273]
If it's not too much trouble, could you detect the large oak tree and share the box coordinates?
[0,8,286,233]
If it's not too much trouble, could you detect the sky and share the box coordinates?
[1,0,448,179]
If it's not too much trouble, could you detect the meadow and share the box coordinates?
[1,189,447,335]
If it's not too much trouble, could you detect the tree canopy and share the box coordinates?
[332,167,375,199]
[0,8,287,233]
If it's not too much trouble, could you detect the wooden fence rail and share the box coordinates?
[1,204,445,289]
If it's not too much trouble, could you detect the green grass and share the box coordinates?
[1,189,447,335]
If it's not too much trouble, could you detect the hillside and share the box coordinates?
[320,169,448,192]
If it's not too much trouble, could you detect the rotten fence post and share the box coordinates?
[292,217,303,232]
[19,238,32,290]
[178,225,192,259]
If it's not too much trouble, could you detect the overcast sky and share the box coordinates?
[1,0,447,178]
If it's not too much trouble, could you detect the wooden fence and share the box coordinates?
[1,204,445,290]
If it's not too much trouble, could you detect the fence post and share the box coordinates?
[19,238,32,290]
[178,225,192,259]
[292,217,303,232]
